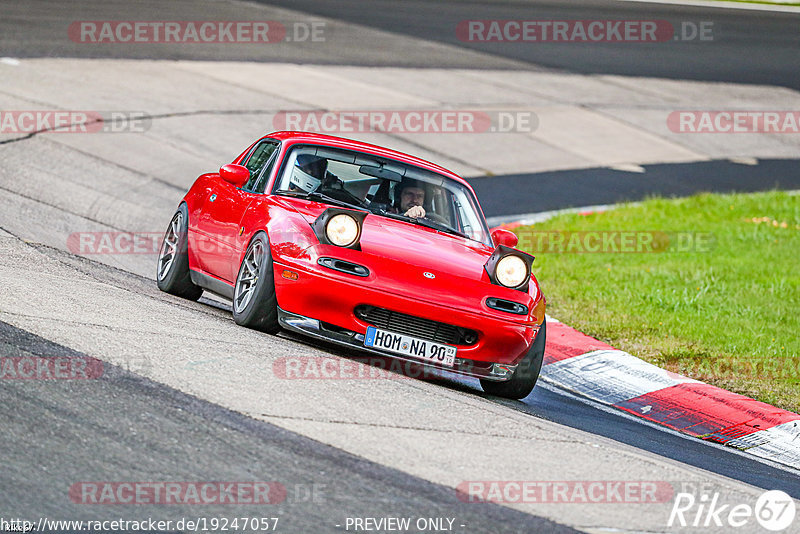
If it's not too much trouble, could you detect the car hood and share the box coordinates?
[287,199,495,280]
[271,197,537,317]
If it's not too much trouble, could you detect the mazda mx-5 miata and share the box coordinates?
[157,131,546,398]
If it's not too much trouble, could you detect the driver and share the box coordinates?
[290,154,346,192]
[394,178,427,219]
[298,154,328,180]
[290,154,327,192]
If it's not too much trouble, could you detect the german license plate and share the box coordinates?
[364,326,456,367]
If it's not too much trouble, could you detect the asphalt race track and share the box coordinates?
[8,0,800,88]
[1,1,799,533]
[263,0,800,89]
[470,158,800,218]
[0,320,570,533]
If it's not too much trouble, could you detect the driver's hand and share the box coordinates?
[404,205,426,219]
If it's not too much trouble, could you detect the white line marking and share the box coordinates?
[609,163,646,173]
[616,0,800,13]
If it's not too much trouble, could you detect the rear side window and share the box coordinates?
[243,140,279,191]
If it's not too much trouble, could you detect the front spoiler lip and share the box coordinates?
[277,307,516,382]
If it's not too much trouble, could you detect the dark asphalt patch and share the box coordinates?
[468,158,800,218]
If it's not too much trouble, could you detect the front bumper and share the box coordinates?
[277,307,517,382]
[272,256,540,366]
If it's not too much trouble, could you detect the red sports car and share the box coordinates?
[157,131,546,398]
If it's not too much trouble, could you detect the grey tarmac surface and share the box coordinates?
[5,0,800,89]
[1,1,799,533]
[261,0,800,89]
[0,320,574,534]
[0,0,527,69]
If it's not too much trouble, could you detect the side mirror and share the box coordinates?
[491,228,519,248]
[220,164,250,187]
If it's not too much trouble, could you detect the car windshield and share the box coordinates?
[272,145,492,245]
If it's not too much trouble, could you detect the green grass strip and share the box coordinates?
[515,190,800,413]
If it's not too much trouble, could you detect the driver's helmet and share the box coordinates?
[290,154,327,192]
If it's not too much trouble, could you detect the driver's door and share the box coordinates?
[194,140,279,283]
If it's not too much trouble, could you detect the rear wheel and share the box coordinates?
[480,320,546,400]
[156,204,203,301]
[232,232,280,333]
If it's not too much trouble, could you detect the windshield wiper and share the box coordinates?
[367,206,467,238]
[274,190,366,212]
[410,217,469,238]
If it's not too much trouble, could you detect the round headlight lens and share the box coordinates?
[325,214,359,247]
[496,255,528,288]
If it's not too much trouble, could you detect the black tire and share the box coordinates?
[156,204,203,301]
[480,320,546,400]
[232,232,280,333]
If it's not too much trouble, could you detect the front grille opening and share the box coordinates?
[354,305,479,346]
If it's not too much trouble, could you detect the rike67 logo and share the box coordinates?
[669,489,796,531]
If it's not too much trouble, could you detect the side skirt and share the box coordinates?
[189,270,234,300]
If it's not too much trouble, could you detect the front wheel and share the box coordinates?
[232,232,280,334]
[480,320,546,400]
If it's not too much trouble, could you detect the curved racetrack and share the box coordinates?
[1,1,798,533]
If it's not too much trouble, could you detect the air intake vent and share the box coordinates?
[354,305,478,346]
[318,257,369,277]
[485,297,528,315]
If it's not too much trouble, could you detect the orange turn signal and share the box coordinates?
[281,270,299,281]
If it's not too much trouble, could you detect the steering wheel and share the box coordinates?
[425,212,451,226]
[321,182,366,206]
[337,188,367,206]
